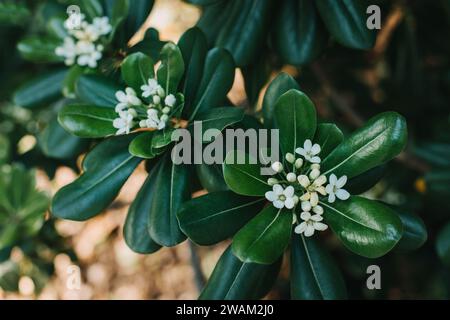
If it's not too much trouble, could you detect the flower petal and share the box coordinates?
[294,222,307,234]
[328,192,336,203]
[336,175,348,188]
[273,200,284,209]
[310,192,319,207]
[336,189,350,200]
[310,156,321,163]
[329,174,337,185]
[304,139,312,151]
[311,143,321,155]
[273,184,283,195]
[283,186,294,197]
[285,197,295,209]
[300,211,311,220]
[311,214,323,222]
[295,147,306,156]
[312,205,324,215]
[265,191,276,202]
[314,222,328,231]
[304,224,315,237]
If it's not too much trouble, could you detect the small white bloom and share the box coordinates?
[294,158,303,169]
[265,184,296,209]
[285,153,295,164]
[294,211,328,237]
[286,172,297,182]
[267,178,278,186]
[115,87,142,112]
[325,174,350,203]
[141,78,159,98]
[295,139,321,163]
[271,161,283,173]
[92,17,112,36]
[145,108,160,129]
[113,110,135,135]
[164,94,176,107]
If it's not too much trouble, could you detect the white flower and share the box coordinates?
[55,37,77,66]
[92,17,112,36]
[113,109,136,135]
[295,139,321,163]
[164,94,176,107]
[326,174,350,203]
[115,87,142,112]
[141,78,160,98]
[294,211,328,237]
[298,174,327,206]
[271,161,283,173]
[265,185,298,209]
[144,108,161,129]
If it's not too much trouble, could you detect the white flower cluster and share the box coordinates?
[55,14,112,68]
[264,139,350,237]
[113,78,177,135]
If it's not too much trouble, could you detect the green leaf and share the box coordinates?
[273,0,327,65]
[17,36,63,63]
[199,246,282,300]
[109,0,129,37]
[291,234,347,300]
[322,112,407,179]
[395,210,427,252]
[51,135,141,221]
[0,135,10,165]
[232,205,292,264]
[186,0,223,5]
[215,0,273,66]
[148,153,190,247]
[436,222,450,267]
[242,49,271,107]
[39,116,89,160]
[196,163,228,193]
[188,107,245,143]
[274,89,317,156]
[79,0,103,19]
[0,165,49,249]
[189,48,235,120]
[157,42,185,95]
[346,164,386,195]
[262,72,299,129]
[121,52,154,93]
[76,74,121,106]
[178,191,265,245]
[47,17,68,39]
[321,196,403,258]
[315,0,377,49]
[178,27,208,118]
[124,170,161,254]
[313,123,344,158]
[129,131,168,159]
[63,65,85,98]
[223,150,270,196]
[13,69,67,108]
[58,104,117,138]
[128,28,165,62]
[195,0,230,45]
[123,0,154,39]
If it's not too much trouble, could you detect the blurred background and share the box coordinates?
[0,0,449,299]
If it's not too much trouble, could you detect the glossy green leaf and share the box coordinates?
[62,65,85,98]
[58,104,117,138]
[273,0,327,65]
[186,0,223,5]
[51,135,141,221]
[189,48,235,120]
[346,165,386,195]
[13,69,67,108]
[128,28,165,62]
[313,123,344,158]
[178,191,265,245]
[196,163,228,193]
[79,0,103,19]
[315,0,377,49]
[321,196,403,258]
[121,52,154,93]
[215,0,274,66]
[274,89,317,156]
[178,27,208,118]
[322,112,407,178]
[123,0,154,39]
[76,74,121,106]
[17,36,63,63]
[39,117,89,160]
[291,234,347,300]
[262,72,299,128]
[0,135,10,165]
[232,205,292,264]
[148,153,190,247]
[188,107,245,143]
[195,0,230,45]
[124,170,161,254]
[47,17,68,39]
[199,246,282,300]
[157,42,185,95]
[395,210,427,252]
[223,150,271,196]
[436,222,450,267]
[242,49,271,107]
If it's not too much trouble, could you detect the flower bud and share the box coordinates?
[311,163,320,170]
[271,161,283,173]
[286,172,297,182]
[160,114,169,122]
[295,158,303,169]
[162,107,171,114]
[309,169,320,180]
[267,178,278,186]
[153,95,161,104]
[285,153,295,164]
[157,87,165,97]
[297,175,310,188]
